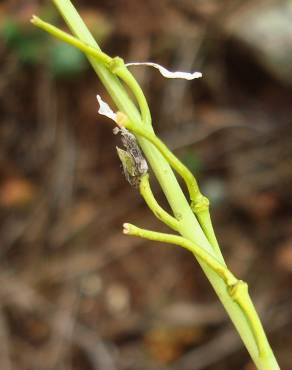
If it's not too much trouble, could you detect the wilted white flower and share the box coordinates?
[96,94,117,122]
[125,62,202,80]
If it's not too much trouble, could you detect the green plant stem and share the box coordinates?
[124,223,236,284]
[109,57,152,127]
[139,174,179,231]
[31,16,112,65]
[37,1,280,368]
[228,282,272,359]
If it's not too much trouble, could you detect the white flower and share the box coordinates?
[125,62,202,80]
[96,94,117,122]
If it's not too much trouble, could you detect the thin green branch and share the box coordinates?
[124,223,235,285]
[139,174,179,231]
[109,58,152,127]
[229,281,271,358]
[31,16,112,65]
[196,210,222,259]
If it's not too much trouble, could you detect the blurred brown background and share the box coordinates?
[0,1,292,369]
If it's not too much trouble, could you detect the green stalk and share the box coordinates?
[34,1,280,368]
[139,174,180,232]
[123,223,237,285]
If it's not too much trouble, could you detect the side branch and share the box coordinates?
[139,174,179,231]
[123,223,235,286]
[229,281,271,358]
[31,16,112,65]
[109,58,152,127]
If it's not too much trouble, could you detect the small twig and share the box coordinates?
[123,223,235,283]
[109,57,152,127]
[31,16,111,65]
[139,174,179,231]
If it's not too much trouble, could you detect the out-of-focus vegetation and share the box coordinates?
[0,1,292,370]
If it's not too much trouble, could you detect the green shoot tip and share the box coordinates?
[30,15,39,24]
[123,223,131,234]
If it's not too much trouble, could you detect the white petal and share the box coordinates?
[125,62,202,80]
[96,94,117,122]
